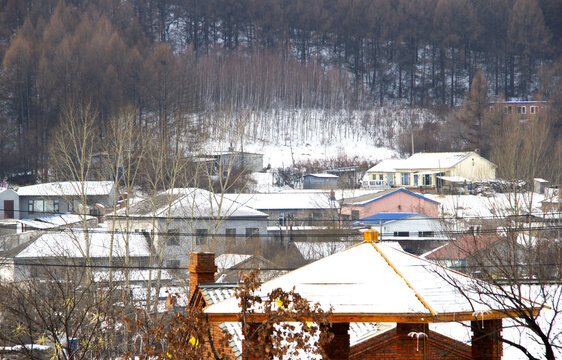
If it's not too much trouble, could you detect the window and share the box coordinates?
[379,174,383,181]
[33,200,44,214]
[167,231,180,246]
[167,260,180,269]
[520,106,526,114]
[54,200,59,212]
[504,106,508,114]
[195,229,207,245]
[530,106,537,114]
[68,201,74,213]
[423,174,432,186]
[394,231,409,237]
[351,210,360,221]
[413,174,419,187]
[418,231,434,237]
[489,106,494,112]
[28,200,34,213]
[401,172,410,186]
[225,228,236,238]
[278,213,285,226]
[245,228,259,238]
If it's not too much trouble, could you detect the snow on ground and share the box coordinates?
[245,139,397,169]
[425,192,546,219]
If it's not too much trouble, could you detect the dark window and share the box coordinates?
[418,231,434,237]
[393,231,409,237]
[167,260,180,269]
[225,228,236,238]
[195,229,208,245]
[401,173,410,186]
[245,228,259,238]
[351,210,360,221]
[54,200,59,212]
[167,231,180,246]
[423,174,432,186]
[28,200,34,213]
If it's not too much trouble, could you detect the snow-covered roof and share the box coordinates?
[15,229,150,259]
[226,192,339,210]
[199,284,395,358]
[341,189,440,206]
[366,159,407,173]
[215,254,253,271]
[17,181,114,197]
[367,152,495,173]
[205,242,535,321]
[293,241,361,261]
[93,269,173,282]
[117,188,268,218]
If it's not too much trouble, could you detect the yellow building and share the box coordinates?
[363,152,497,189]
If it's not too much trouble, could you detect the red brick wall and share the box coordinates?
[321,323,350,360]
[187,252,217,301]
[350,323,472,360]
[472,319,502,360]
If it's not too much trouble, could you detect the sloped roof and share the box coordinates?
[15,229,150,259]
[395,152,472,170]
[358,212,420,224]
[17,181,114,196]
[341,189,440,206]
[304,173,338,179]
[366,159,407,173]
[226,192,339,210]
[205,242,536,322]
[424,234,501,261]
[367,152,496,173]
[117,188,268,218]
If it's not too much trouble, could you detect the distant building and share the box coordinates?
[212,151,264,173]
[356,212,447,254]
[363,152,497,191]
[107,188,269,268]
[340,189,440,220]
[16,181,116,219]
[303,173,338,189]
[488,100,547,121]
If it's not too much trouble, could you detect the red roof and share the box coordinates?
[426,234,500,260]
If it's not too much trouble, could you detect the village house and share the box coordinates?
[363,152,497,191]
[107,188,269,269]
[0,229,150,282]
[340,188,440,221]
[488,100,547,121]
[226,191,340,227]
[16,181,116,219]
[355,212,448,254]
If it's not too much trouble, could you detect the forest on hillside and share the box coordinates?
[0,0,560,181]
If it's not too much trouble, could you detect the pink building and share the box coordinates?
[340,189,440,220]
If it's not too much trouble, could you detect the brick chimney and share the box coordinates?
[188,252,217,302]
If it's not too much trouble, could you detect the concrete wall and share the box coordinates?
[109,216,269,268]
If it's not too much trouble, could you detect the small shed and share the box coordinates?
[303,173,338,190]
[0,188,18,219]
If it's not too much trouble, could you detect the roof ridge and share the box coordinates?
[370,242,437,316]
